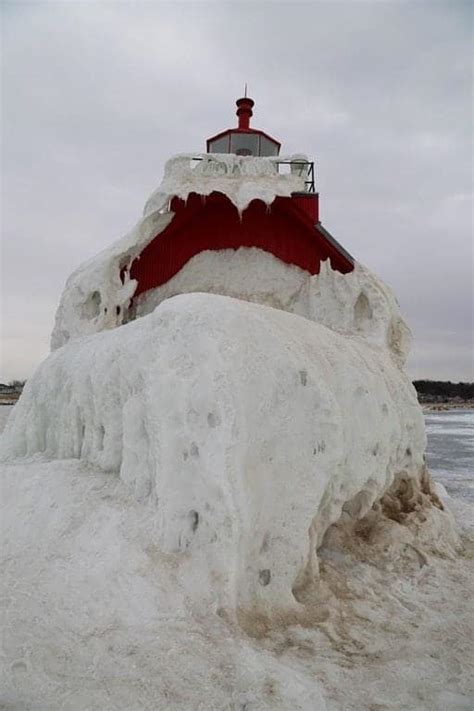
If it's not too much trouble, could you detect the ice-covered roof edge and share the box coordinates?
[144,153,307,217]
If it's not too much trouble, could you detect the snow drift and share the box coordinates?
[1,293,441,619]
[133,252,411,368]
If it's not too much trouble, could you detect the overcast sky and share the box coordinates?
[1,0,472,382]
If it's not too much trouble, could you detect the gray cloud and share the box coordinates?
[1,1,472,381]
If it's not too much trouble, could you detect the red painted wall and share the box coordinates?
[129,191,353,299]
[292,192,319,223]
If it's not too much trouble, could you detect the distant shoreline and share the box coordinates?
[422,400,474,412]
[1,392,473,412]
[0,394,19,406]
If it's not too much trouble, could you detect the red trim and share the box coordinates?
[129,192,353,300]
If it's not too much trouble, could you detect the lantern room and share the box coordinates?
[206,96,281,157]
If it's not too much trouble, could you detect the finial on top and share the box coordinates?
[236,93,254,130]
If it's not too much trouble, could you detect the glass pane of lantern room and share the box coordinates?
[209,136,230,153]
[259,136,279,156]
[230,133,259,156]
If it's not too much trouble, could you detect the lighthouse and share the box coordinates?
[207,95,281,156]
[128,96,354,305]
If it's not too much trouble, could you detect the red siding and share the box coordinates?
[291,193,319,223]
[130,192,353,299]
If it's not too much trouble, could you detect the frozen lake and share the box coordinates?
[425,409,474,502]
[1,405,472,502]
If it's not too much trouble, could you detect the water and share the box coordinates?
[425,409,474,502]
[1,405,472,502]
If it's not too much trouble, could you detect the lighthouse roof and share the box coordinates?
[207,96,281,157]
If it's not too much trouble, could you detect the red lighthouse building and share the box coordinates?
[129,97,354,301]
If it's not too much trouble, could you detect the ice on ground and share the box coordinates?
[0,456,327,711]
[1,294,456,616]
[1,393,472,709]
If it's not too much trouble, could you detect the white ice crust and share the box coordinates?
[2,294,434,612]
[51,153,409,369]
[134,250,411,367]
[51,153,306,350]
[2,152,467,709]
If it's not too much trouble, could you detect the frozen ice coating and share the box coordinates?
[51,153,306,349]
[2,294,443,617]
[150,153,306,215]
[50,196,173,349]
[51,152,408,368]
[134,251,411,367]
[2,136,468,709]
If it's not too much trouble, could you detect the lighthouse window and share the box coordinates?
[208,136,230,153]
[230,133,259,156]
[259,136,279,157]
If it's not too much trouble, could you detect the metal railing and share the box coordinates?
[275,160,315,193]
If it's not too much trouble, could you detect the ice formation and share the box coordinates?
[50,154,410,370]
[1,150,466,710]
[133,251,411,367]
[2,292,444,617]
[51,154,306,349]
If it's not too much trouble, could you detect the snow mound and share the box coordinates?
[2,293,443,619]
[0,455,328,711]
[133,250,411,367]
